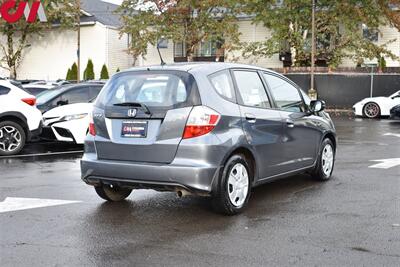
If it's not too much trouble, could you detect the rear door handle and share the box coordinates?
[245,113,256,123]
[286,119,295,128]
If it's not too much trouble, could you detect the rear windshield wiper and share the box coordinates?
[113,102,152,115]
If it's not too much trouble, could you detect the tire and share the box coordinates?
[94,185,132,202]
[363,102,381,118]
[311,138,335,181]
[212,154,252,215]
[0,120,26,156]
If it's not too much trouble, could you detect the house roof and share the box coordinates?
[80,0,121,27]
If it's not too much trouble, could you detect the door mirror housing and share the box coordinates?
[309,100,326,113]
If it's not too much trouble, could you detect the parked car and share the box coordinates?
[81,63,337,215]
[0,80,42,156]
[353,90,400,118]
[390,104,400,120]
[23,84,57,96]
[36,82,104,113]
[42,103,94,144]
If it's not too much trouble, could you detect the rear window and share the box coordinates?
[96,71,200,109]
[0,85,10,95]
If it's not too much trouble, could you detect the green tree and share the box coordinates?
[0,0,77,78]
[242,0,397,68]
[83,59,95,80]
[118,0,243,63]
[66,68,72,80]
[70,62,78,81]
[379,0,400,31]
[116,68,120,73]
[100,64,109,79]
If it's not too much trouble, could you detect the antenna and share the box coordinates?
[157,39,166,66]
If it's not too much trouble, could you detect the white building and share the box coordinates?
[142,18,400,68]
[0,0,132,80]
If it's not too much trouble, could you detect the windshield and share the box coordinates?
[390,90,400,98]
[96,72,192,108]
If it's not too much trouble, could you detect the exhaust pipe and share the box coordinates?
[176,190,191,198]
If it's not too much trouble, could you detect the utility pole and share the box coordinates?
[77,0,81,83]
[308,0,317,100]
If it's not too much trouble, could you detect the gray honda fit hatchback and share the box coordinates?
[81,63,336,215]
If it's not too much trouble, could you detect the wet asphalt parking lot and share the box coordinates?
[0,115,399,266]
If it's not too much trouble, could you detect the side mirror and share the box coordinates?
[310,100,326,113]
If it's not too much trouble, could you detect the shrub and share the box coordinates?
[83,59,95,80]
[100,64,109,79]
[70,63,78,81]
[66,68,71,80]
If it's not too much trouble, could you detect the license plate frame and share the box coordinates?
[121,120,148,138]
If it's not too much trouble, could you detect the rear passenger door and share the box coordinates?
[262,73,321,172]
[231,69,284,179]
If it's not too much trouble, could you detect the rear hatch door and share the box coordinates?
[93,70,200,163]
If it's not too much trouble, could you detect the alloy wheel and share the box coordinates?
[364,103,380,118]
[0,126,22,153]
[227,163,249,207]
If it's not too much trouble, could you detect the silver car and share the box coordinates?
[81,63,336,215]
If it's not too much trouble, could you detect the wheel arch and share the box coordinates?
[222,145,258,182]
[322,131,337,152]
[0,112,29,138]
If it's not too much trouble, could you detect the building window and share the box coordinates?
[157,38,169,49]
[362,24,378,42]
[173,39,224,62]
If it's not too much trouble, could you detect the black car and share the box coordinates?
[390,104,400,120]
[36,82,105,113]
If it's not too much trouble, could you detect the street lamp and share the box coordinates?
[308,0,317,100]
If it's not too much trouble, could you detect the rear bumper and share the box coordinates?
[81,152,221,194]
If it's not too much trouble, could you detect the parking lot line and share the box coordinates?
[0,197,82,213]
[368,158,400,169]
[383,133,400,138]
[0,150,83,159]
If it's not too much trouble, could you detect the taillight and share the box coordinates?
[21,97,36,106]
[88,113,96,136]
[183,106,221,139]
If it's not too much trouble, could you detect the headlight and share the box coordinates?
[61,113,88,121]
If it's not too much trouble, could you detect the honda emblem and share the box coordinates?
[127,109,137,117]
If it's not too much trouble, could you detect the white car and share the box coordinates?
[42,103,92,144]
[353,90,400,118]
[0,80,43,156]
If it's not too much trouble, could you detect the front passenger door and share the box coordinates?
[232,70,284,179]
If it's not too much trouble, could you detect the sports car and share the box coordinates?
[353,90,400,118]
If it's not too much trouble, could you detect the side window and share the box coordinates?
[209,70,236,102]
[263,73,304,112]
[61,87,90,104]
[50,96,62,107]
[233,70,271,108]
[0,85,10,95]
[89,86,102,101]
